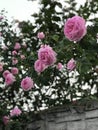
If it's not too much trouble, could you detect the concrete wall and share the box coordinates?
[26,100,98,130]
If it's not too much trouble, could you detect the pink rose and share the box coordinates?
[10,106,21,117]
[12,58,18,65]
[3,116,10,125]
[64,16,86,41]
[11,67,19,75]
[67,58,76,71]
[38,45,56,66]
[56,62,63,70]
[21,77,34,91]
[14,42,21,50]
[20,55,26,60]
[5,73,15,86]
[34,59,47,73]
[37,32,45,39]
[12,50,17,56]
[3,70,10,78]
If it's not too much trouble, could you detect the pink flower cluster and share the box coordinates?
[64,16,86,42]
[21,76,34,91]
[10,106,22,117]
[11,42,21,65]
[63,15,87,70]
[3,106,21,125]
[3,67,18,86]
[11,42,26,65]
[34,45,57,73]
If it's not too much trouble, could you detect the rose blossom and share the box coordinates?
[12,50,17,56]
[14,42,21,50]
[64,16,86,42]
[5,73,15,86]
[21,77,34,91]
[37,32,45,39]
[34,59,47,73]
[11,67,19,75]
[67,58,76,71]
[12,58,18,65]
[3,70,10,78]
[20,55,26,60]
[56,62,63,70]
[10,106,22,117]
[38,45,56,66]
[3,116,10,125]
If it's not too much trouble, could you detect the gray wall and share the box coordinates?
[26,100,98,130]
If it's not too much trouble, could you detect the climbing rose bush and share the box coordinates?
[0,0,98,128]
